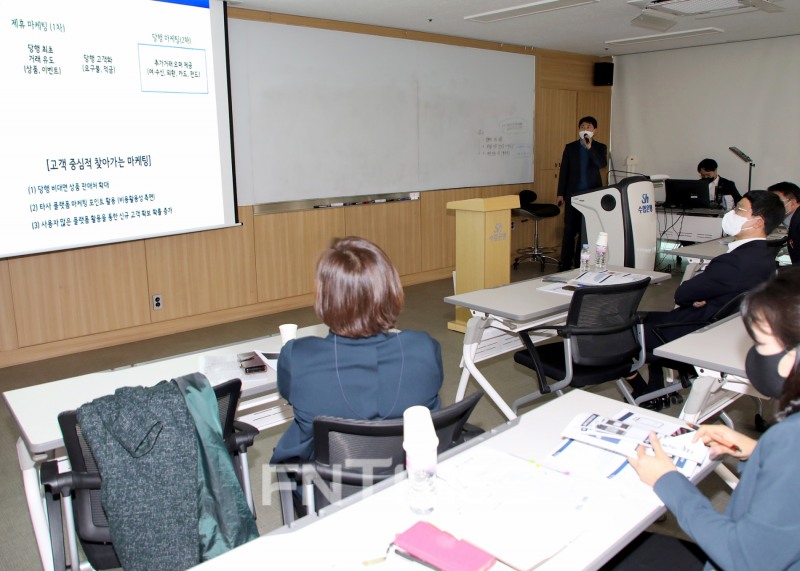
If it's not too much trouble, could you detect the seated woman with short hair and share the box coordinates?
[270,236,443,464]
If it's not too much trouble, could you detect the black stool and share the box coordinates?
[512,189,561,270]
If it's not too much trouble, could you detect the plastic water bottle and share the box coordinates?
[595,232,608,272]
[403,406,438,515]
[579,244,591,272]
[406,452,437,515]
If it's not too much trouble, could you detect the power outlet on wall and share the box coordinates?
[152,294,163,311]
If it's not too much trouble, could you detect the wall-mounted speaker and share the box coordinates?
[593,62,614,86]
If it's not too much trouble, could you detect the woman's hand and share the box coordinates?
[694,424,757,461]
[628,433,677,487]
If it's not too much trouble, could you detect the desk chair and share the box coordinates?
[277,391,484,525]
[512,189,561,271]
[41,378,259,571]
[511,278,651,413]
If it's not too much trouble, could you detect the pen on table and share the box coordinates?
[686,423,741,452]
[599,274,612,283]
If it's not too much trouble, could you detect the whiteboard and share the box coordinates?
[228,19,535,205]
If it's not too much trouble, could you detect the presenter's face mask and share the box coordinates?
[745,346,797,399]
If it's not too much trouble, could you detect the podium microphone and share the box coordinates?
[584,134,591,145]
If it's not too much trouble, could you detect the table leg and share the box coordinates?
[16,438,55,571]
[457,316,518,421]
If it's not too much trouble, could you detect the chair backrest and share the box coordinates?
[564,278,651,367]
[766,235,789,260]
[710,291,746,323]
[519,189,538,209]
[312,391,484,488]
[56,378,245,570]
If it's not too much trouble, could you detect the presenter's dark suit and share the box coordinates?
[786,211,800,265]
[557,139,608,269]
[713,176,742,205]
[270,330,443,463]
[643,240,776,389]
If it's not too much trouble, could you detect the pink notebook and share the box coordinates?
[393,521,496,571]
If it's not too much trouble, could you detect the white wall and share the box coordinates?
[611,36,800,193]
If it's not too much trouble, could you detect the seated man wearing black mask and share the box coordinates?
[627,190,785,409]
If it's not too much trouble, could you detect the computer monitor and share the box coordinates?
[664,179,713,209]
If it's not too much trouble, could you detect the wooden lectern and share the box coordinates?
[447,195,520,332]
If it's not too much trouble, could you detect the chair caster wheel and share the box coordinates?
[512,262,519,270]
[670,393,684,405]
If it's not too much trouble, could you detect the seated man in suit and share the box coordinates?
[768,181,800,265]
[627,190,785,409]
[698,158,741,210]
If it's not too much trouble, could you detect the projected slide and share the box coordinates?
[0,0,236,259]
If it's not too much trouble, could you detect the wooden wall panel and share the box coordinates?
[533,169,564,252]
[536,88,578,173]
[255,208,346,301]
[9,241,151,346]
[345,201,421,276]
[419,185,528,272]
[537,51,611,91]
[0,260,18,351]
[145,207,258,321]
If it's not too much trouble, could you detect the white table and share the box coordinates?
[3,324,328,571]
[654,315,766,425]
[656,207,725,243]
[671,228,787,264]
[654,315,767,489]
[192,390,716,571]
[444,267,671,420]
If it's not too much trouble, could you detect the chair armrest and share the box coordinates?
[228,420,259,454]
[518,330,554,395]
[313,463,395,487]
[41,462,101,496]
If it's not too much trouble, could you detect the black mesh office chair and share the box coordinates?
[277,391,484,524]
[512,189,561,271]
[512,278,651,413]
[41,378,259,571]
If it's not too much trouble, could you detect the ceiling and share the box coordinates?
[229,0,799,57]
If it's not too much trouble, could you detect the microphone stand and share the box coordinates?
[729,146,755,193]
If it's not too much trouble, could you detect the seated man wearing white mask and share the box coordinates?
[627,190,785,409]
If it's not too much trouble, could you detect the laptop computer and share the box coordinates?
[664,179,712,210]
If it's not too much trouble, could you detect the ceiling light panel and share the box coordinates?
[644,0,751,15]
[465,0,599,23]
[605,26,724,45]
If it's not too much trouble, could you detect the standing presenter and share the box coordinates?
[556,116,608,270]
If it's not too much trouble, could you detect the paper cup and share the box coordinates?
[279,323,298,346]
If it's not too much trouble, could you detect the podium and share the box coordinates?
[446,195,520,332]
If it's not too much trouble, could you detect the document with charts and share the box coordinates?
[568,271,649,286]
[551,409,709,479]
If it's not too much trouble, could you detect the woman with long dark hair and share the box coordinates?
[629,267,800,570]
